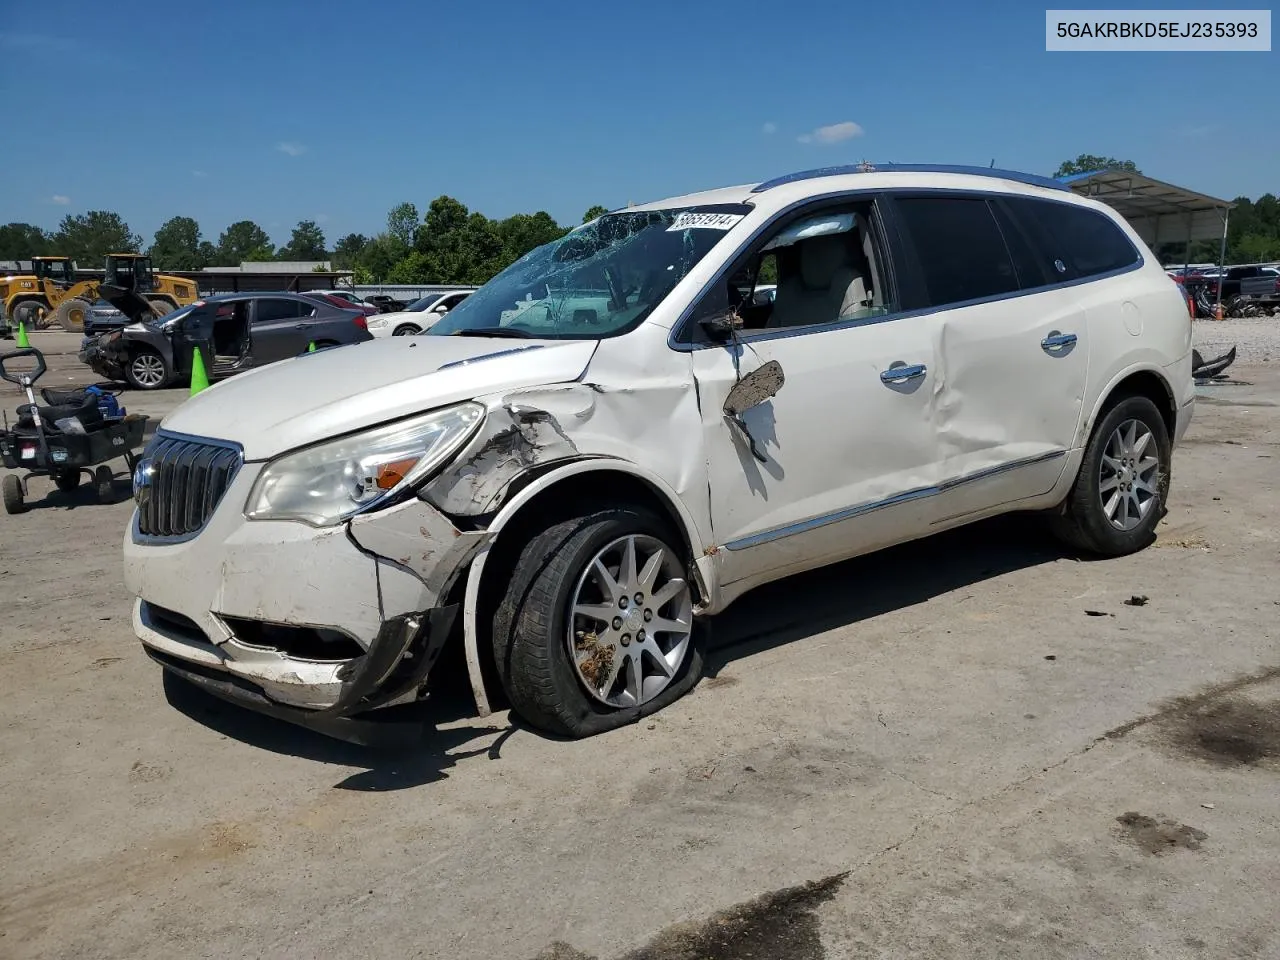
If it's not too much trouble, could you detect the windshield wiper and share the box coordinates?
[451,327,534,338]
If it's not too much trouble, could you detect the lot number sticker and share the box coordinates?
[667,212,744,232]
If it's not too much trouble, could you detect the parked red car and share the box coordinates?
[302,291,378,317]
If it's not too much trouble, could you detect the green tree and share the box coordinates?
[582,205,609,223]
[332,233,370,271]
[198,240,218,265]
[359,234,401,282]
[498,211,567,264]
[1053,155,1141,178]
[217,220,274,264]
[149,216,209,270]
[0,223,51,260]
[278,219,328,261]
[386,202,419,249]
[53,211,141,265]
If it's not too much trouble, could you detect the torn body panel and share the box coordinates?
[422,323,712,542]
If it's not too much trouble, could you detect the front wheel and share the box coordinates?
[13,301,45,330]
[1049,395,1171,556]
[492,508,703,738]
[392,323,420,337]
[54,297,91,332]
[94,466,115,503]
[124,349,171,390]
[2,474,24,514]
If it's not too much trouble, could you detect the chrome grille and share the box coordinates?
[136,434,242,539]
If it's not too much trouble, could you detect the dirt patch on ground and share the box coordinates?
[1115,812,1207,856]
[1157,698,1280,768]
[530,874,847,960]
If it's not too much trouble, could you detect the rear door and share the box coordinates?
[248,297,310,364]
[886,192,1090,521]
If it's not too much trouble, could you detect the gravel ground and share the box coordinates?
[1193,316,1280,364]
[2,331,1279,958]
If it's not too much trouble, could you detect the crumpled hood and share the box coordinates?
[160,336,598,460]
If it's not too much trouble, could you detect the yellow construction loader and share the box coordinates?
[1,255,199,332]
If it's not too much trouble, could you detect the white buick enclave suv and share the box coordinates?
[124,164,1194,739]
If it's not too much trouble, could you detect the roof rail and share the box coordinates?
[751,163,1070,194]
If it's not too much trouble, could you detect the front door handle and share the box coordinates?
[1041,332,1078,351]
[880,363,927,384]
[294,323,312,330]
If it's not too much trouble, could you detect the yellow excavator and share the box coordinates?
[1,254,199,332]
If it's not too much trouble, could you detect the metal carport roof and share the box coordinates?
[1057,170,1234,246]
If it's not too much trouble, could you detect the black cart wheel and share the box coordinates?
[2,474,24,514]
[94,466,114,504]
[54,469,82,493]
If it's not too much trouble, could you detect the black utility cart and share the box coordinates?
[0,348,148,514]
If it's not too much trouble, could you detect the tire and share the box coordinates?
[491,507,704,738]
[1049,395,1171,556]
[94,466,114,503]
[124,348,171,390]
[2,474,24,514]
[54,297,92,333]
[13,300,46,330]
[392,323,420,337]
[148,299,175,319]
[53,470,82,493]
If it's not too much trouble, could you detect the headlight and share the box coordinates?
[245,403,484,526]
[368,317,387,327]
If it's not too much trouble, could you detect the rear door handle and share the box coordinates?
[880,363,927,384]
[1041,332,1077,351]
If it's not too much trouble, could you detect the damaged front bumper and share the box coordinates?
[124,461,488,727]
[79,333,125,381]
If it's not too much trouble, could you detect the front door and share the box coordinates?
[686,198,942,592]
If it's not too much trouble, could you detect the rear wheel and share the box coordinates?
[94,466,114,503]
[1049,395,1171,556]
[2,474,24,514]
[54,297,92,332]
[392,323,420,336]
[492,507,702,738]
[124,349,170,390]
[53,470,82,493]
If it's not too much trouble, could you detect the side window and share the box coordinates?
[894,196,1019,306]
[254,298,302,323]
[687,201,894,336]
[1008,198,1139,279]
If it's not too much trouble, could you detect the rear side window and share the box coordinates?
[254,298,303,323]
[894,196,1019,307]
[1007,198,1139,279]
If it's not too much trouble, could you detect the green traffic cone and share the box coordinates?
[190,346,210,396]
[308,340,316,353]
[16,321,30,349]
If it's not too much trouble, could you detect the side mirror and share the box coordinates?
[723,360,785,417]
[697,310,743,341]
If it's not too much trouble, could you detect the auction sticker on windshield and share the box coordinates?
[666,212,745,231]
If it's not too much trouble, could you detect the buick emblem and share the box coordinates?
[132,458,155,507]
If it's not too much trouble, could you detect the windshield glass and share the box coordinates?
[156,302,199,329]
[428,204,751,340]
[406,293,443,312]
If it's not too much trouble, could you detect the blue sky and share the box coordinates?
[2,0,1276,248]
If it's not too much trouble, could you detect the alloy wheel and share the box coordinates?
[567,534,692,708]
[1099,418,1160,531]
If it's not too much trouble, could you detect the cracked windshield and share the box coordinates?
[427,204,751,339]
